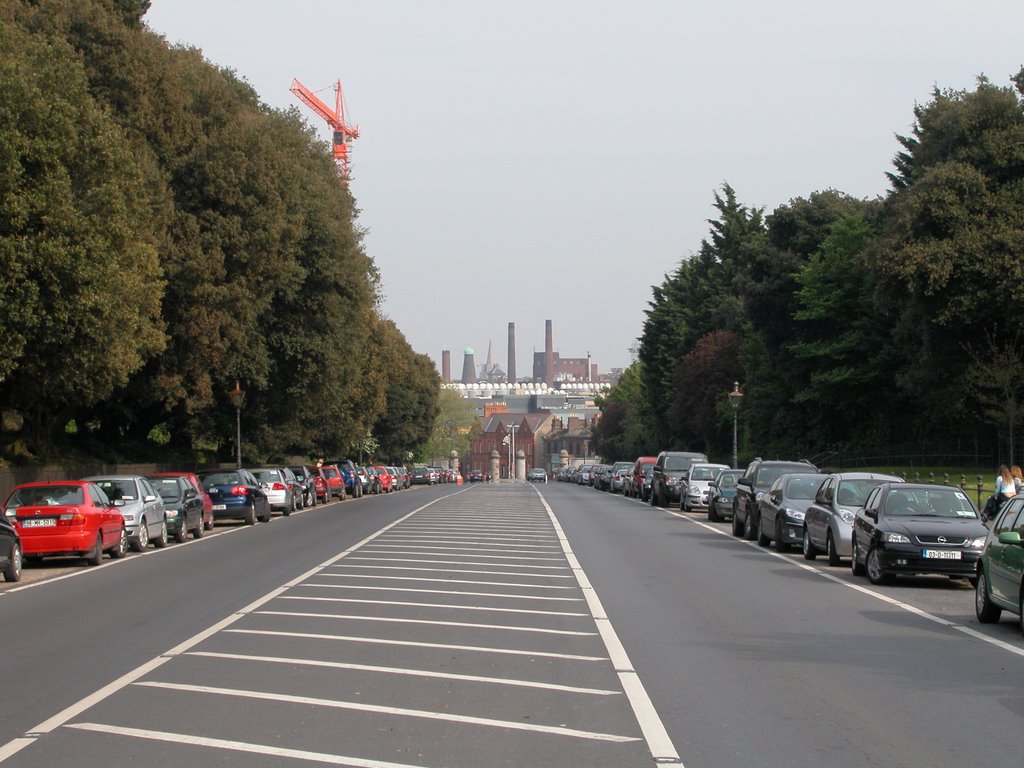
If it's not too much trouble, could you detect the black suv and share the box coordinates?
[732,458,817,540]
[649,451,708,508]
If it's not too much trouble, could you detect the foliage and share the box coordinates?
[591,364,654,461]
[424,388,482,461]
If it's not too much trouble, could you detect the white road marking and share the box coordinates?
[534,488,684,766]
[353,548,564,561]
[363,543,562,554]
[329,564,575,578]
[186,650,620,695]
[301,583,584,601]
[343,556,571,570]
[132,681,641,742]
[278,595,588,616]
[315,573,578,589]
[254,609,597,635]
[225,627,607,660]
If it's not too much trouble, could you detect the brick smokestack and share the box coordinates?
[441,350,451,383]
[545,319,554,387]
[507,322,516,383]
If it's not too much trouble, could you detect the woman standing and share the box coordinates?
[996,464,1017,503]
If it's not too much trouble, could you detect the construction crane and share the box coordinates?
[289,78,360,182]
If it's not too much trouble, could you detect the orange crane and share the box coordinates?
[289,78,360,182]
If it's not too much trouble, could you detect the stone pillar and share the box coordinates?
[515,448,526,482]
[559,449,569,468]
[449,450,459,472]
[490,450,500,482]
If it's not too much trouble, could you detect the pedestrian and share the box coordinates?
[996,464,1017,503]
[1013,465,1023,493]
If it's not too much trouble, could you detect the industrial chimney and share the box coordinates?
[441,350,451,383]
[545,319,554,387]
[507,322,516,383]
[461,347,477,384]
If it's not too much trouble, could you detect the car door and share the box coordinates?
[989,500,1023,603]
[138,477,164,538]
[854,486,882,558]
[242,470,269,516]
[806,478,834,548]
[761,477,784,532]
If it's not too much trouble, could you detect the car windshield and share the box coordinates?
[201,472,242,488]
[883,488,978,518]
[151,478,182,501]
[690,467,717,481]
[784,475,823,500]
[93,479,137,501]
[7,485,85,507]
[756,466,805,490]
[836,479,884,507]
[323,468,339,478]
[253,470,282,482]
[716,472,740,489]
[663,456,696,471]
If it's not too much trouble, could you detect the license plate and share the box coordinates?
[212,504,226,511]
[922,549,961,560]
[23,518,56,527]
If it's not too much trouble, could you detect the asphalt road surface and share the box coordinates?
[1,481,1021,767]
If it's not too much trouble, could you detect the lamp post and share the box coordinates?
[728,381,743,469]
[228,380,246,468]
[508,424,519,480]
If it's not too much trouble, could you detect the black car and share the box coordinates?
[289,466,319,507]
[1,513,22,582]
[649,451,708,508]
[851,483,988,585]
[756,472,826,552]
[733,458,817,540]
[147,475,205,543]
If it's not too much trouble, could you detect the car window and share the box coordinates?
[152,477,183,501]
[88,484,108,506]
[94,479,137,502]
[864,487,882,510]
[994,502,1022,534]
[253,470,282,483]
[883,488,977,518]
[201,472,242,487]
[836,479,881,507]
[690,467,715,481]
[785,476,822,500]
[716,472,740,489]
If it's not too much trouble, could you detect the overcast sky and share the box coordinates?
[144,1,1024,376]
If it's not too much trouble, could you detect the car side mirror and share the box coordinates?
[144,494,158,503]
[997,531,1022,546]
[113,499,125,507]
[185,489,196,499]
[864,509,878,521]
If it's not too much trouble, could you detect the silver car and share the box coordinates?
[251,468,296,514]
[682,463,730,512]
[84,475,167,552]
[802,472,903,565]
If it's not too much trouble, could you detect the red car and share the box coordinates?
[319,464,346,500]
[5,481,128,565]
[149,471,214,530]
[371,465,393,493]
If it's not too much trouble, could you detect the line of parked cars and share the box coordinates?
[562,450,1024,635]
[0,460,421,583]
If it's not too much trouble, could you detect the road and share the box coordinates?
[1,481,1021,767]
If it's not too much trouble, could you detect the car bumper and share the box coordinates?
[210,499,255,520]
[20,528,98,556]
[874,545,982,577]
[778,519,805,545]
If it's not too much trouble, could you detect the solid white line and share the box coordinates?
[329,564,575,578]
[382,531,557,540]
[225,627,606,660]
[66,723,429,768]
[314,573,577,589]
[278,595,589,616]
[534,488,683,765]
[133,681,639,742]
[0,491,464,765]
[300,583,584,601]
[186,651,620,695]
[254,609,597,635]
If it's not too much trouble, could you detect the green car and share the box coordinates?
[975,496,1024,634]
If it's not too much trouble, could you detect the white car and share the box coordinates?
[682,463,730,512]
[527,469,547,483]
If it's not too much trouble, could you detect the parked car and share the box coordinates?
[196,469,271,524]
[756,472,827,551]
[707,468,743,522]
[467,469,485,483]
[84,474,168,552]
[626,457,657,498]
[251,468,298,515]
[732,459,817,540]
[331,459,362,499]
[975,495,1024,632]
[608,461,634,493]
[803,472,902,565]
[150,471,214,530]
[305,466,330,504]
[319,464,346,500]
[147,475,205,542]
[681,462,730,512]
[412,467,434,485]
[578,465,594,486]
[289,465,319,508]
[650,451,708,508]
[386,466,401,491]
[851,482,987,585]
[639,464,656,502]
[527,468,548,483]
[4,481,127,565]
[1,513,22,582]
[372,465,393,493]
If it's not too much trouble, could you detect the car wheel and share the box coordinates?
[152,517,168,549]
[757,515,771,547]
[85,533,104,566]
[192,513,204,539]
[204,513,214,531]
[732,509,744,537]
[975,571,1001,623]
[258,502,272,523]
[802,528,817,560]
[865,547,893,585]
[109,526,128,559]
[3,542,22,582]
[173,517,187,543]
[826,531,840,566]
[774,518,789,553]
[132,517,150,552]
[851,537,865,576]
[743,509,758,541]
[283,497,293,516]
[244,504,257,525]
[708,501,720,523]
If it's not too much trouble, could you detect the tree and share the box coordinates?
[668,331,742,456]
[425,389,481,462]
[592,364,654,460]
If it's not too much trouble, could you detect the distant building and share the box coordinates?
[468,413,554,478]
[532,352,596,382]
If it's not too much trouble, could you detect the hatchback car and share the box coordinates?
[372,466,393,492]
[803,472,903,565]
[251,467,297,515]
[150,471,214,530]
[681,463,730,512]
[1,514,22,582]
[527,468,548,483]
[708,469,742,522]
[196,469,271,524]
[975,495,1024,633]
[5,481,127,565]
[851,483,987,585]
[289,466,319,507]
[147,475,205,542]
[319,464,346,500]
[757,472,827,551]
[84,475,168,552]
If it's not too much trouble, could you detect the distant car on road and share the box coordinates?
[527,468,547,483]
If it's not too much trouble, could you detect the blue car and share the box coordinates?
[197,468,271,525]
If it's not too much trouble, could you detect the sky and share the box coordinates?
[144,0,1024,376]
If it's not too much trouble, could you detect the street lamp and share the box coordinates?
[728,381,743,469]
[228,380,246,468]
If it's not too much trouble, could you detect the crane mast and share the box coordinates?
[290,78,360,182]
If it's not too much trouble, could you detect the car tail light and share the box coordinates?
[57,511,86,526]
[272,482,287,491]
[231,485,249,496]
